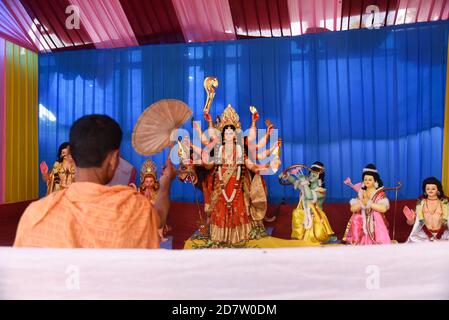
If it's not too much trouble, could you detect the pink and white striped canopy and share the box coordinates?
[1,0,448,52]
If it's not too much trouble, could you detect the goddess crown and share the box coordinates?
[216,104,241,131]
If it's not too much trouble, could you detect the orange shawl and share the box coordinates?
[14,182,160,248]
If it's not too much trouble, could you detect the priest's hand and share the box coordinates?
[155,158,178,228]
[160,158,177,186]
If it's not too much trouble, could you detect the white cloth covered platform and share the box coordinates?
[0,242,448,299]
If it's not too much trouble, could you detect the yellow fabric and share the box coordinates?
[46,161,75,195]
[5,42,38,203]
[416,201,424,221]
[291,198,334,243]
[417,199,449,221]
[184,236,321,249]
[443,36,449,194]
[249,174,267,221]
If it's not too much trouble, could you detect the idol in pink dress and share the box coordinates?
[343,164,391,245]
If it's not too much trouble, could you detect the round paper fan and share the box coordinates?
[132,99,192,156]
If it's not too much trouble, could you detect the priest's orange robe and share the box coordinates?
[14,182,160,248]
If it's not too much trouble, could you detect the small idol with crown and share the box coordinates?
[132,159,170,242]
[344,164,391,245]
[279,161,334,243]
[404,177,449,242]
[138,159,160,204]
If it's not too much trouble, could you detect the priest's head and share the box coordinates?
[70,114,122,185]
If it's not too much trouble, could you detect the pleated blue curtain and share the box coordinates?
[38,21,449,203]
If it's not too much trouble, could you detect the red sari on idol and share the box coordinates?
[208,163,252,244]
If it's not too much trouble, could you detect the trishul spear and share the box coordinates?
[202,77,218,128]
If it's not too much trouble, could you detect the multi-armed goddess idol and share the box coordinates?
[178,77,281,246]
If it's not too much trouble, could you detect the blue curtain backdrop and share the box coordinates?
[38,21,449,203]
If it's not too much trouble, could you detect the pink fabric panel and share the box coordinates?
[315,0,342,31]
[430,0,447,21]
[0,38,5,204]
[405,0,420,24]
[68,0,138,49]
[0,1,29,48]
[2,0,51,52]
[395,0,412,24]
[416,0,435,22]
[332,0,342,31]
[288,0,342,35]
[442,0,449,20]
[172,0,236,43]
[0,0,39,52]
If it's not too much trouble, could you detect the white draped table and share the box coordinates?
[0,242,448,299]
